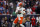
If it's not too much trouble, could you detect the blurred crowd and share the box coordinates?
[0,1,6,14]
[0,0,40,14]
[0,15,40,27]
[6,0,40,14]
[0,0,40,27]
[0,15,16,27]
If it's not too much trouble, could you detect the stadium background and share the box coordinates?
[0,0,40,27]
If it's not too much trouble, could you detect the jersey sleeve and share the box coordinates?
[15,7,18,13]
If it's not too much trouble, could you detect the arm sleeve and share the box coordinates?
[15,7,18,13]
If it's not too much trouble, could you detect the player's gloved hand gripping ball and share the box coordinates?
[18,10,21,14]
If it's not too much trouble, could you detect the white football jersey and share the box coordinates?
[15,7,25,17]
[27,8,32,14]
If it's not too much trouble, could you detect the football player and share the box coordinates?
[12,2,25,27]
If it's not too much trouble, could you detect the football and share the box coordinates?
[18,10,21,14]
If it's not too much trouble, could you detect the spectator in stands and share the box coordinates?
[26,6,32,14]
[24,0,27,8]
[9,14,13,23]
[35,5,40,14]
[1,18,5,27]
[5,17,8,27]
[4,1,6,5]
[25,16,30,27]
[34,3,38,8]
[9,15,13,27]
[32,5,36,14]
[27,2,30,7]
[5,17,7,21]
[29,0,35,7]
[9,2,13,14]
[36,15,40,27]
[0,1,6,14]
[10,15,13,22]
[0,3,4,14]
[3,11,6,14]
[31,16,36,27]
[35,0,39,5]
[9,2,13,9]
[26,16,30,21]
[6,9,9,14]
